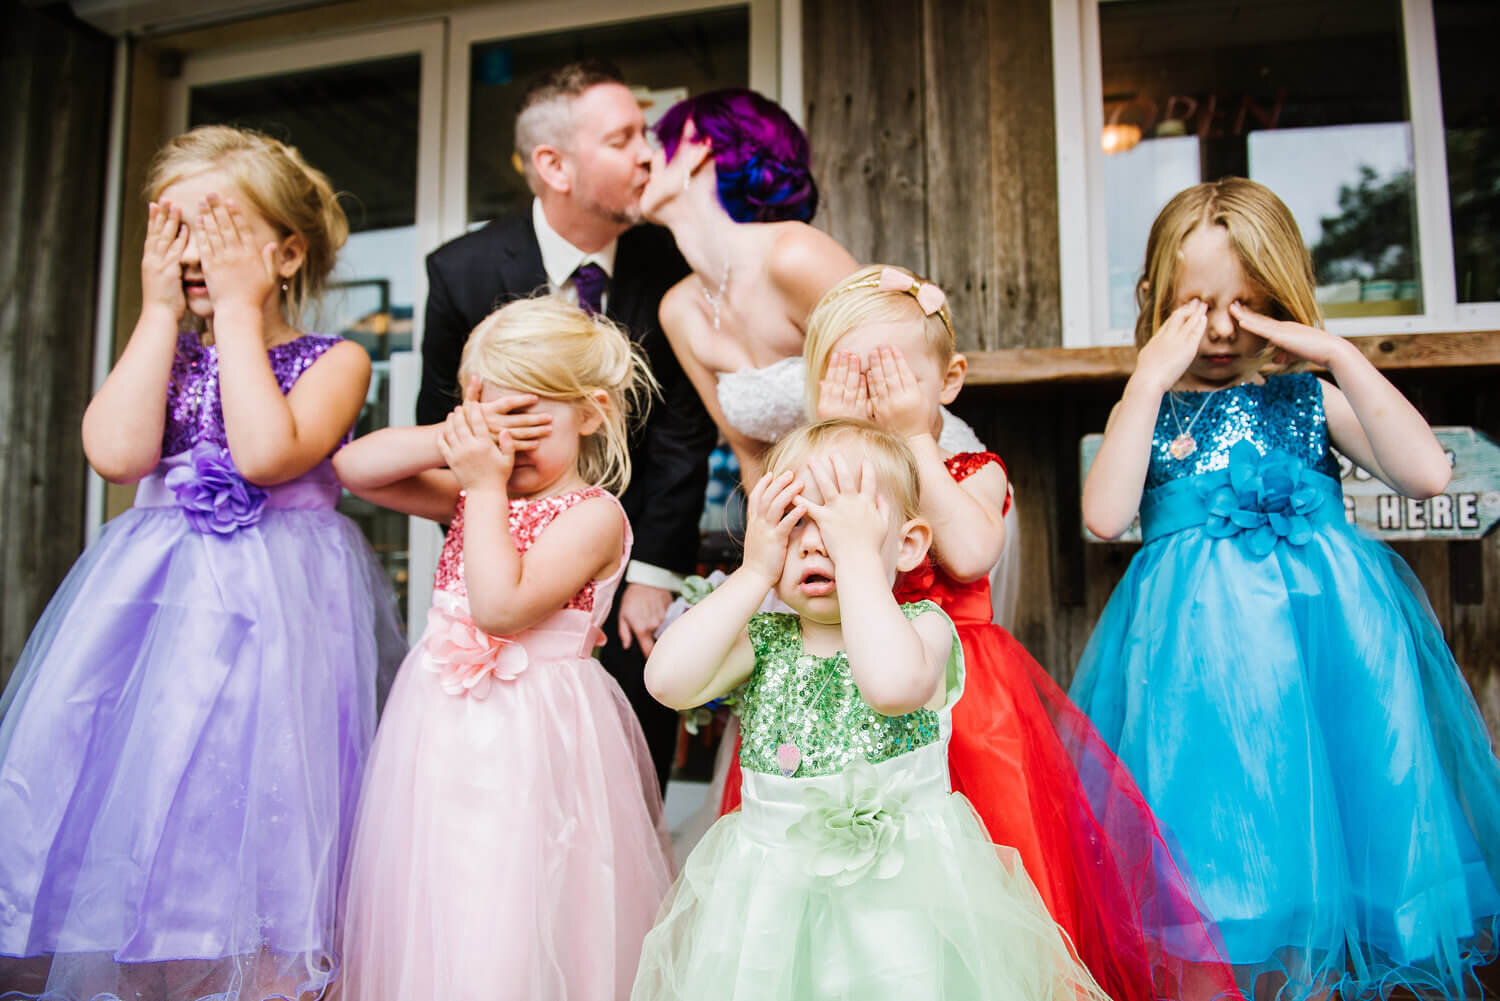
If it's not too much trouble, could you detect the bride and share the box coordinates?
[641,90,1022,838]
[638,88,999,488]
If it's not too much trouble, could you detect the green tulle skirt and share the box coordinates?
[632,743,1110,1001]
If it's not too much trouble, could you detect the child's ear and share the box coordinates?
[577,389,610,435]
[938,353,966,406]
[276,233,307,279]
[894,516,933,573]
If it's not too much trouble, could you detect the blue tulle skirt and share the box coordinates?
[0,462,404,1001]
[1070,467,1500,999]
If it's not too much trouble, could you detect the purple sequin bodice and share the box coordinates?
[163,331,343,455]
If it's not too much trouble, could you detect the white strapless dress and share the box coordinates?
[714,356,987,453]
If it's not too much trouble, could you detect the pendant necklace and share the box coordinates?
[774,651,837,778]
[1166,388,1217,460]
[701,261,731,331]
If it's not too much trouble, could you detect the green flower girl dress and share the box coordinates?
[631,601,1110,1001]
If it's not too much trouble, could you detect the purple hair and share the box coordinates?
[653,88,819,224]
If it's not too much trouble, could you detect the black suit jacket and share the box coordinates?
[417,212,717,575]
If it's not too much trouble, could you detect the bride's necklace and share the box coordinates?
[1165,388,1218,460]
[774,650,837,778]
[701,261,731,331]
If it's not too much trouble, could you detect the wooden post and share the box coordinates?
[0,8,114,686]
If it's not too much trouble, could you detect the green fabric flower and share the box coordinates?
[788,758,910,885]
[680,574,716,605]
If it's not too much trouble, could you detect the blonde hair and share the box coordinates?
[1136,178,1321,360]
[802,264,956,415]
[146,125,348,331]
[764,419,921,519]
[458,296,656,492]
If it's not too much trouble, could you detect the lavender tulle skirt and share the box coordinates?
[0,460,403,1001]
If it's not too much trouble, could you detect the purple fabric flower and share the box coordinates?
[1197,440,1326,558]
[165,442,269,534]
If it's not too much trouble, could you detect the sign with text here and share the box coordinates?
[1079,427,1500,543]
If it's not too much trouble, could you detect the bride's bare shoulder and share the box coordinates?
[764,223,858,314]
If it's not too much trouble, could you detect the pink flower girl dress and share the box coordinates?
[338,487,674,1000]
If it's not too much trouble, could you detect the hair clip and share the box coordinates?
[877,267,947,317]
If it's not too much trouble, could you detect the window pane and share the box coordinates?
[1098,0,1417,327]
[466,8,750,225]
[1436,0,1500,304]
[190,56,422,624]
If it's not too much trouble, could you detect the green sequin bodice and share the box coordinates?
[738,601,945,778]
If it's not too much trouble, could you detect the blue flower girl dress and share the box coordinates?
[1070,372,1500,1000]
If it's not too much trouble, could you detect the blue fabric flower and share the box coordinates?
[165,442,268,534]
[1198,440,1325,557]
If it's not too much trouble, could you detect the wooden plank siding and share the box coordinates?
[801,0,1500,737]
[0,9,115,688]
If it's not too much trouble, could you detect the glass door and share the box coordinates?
[170,23,443,638]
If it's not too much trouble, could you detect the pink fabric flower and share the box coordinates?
[422,592,528,699]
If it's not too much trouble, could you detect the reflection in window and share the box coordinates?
[1098,0,1416,326]
[1436,0,1499,304]
[190,56,421,623]
[466,8,749,225]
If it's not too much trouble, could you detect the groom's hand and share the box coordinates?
[617,582,673,656]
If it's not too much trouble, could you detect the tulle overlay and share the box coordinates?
[633,742,1111,1001]
[934,574,1240,1001]
[0,460,404,1001]
[338,490,674,1001]
[1072,453,1500,1000]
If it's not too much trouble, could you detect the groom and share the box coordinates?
[417,61,716,791]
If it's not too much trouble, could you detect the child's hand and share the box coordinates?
[865,344,929,438]
[194,193,279,318]
[438,397,514,495]
[142,200,189,321]
[1135,299,1207,394]
[742,470,805,585]
[817,352,872,422]
[465,376,554,453]
[1229,303,1349,368]
[801,454,889,565]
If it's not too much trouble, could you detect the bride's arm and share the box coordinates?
[658,280,766,484]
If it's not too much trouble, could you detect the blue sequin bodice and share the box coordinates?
[162,332,343,455]
[1145,373,1340,491]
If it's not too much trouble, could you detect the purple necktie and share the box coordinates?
[572,262,607,315]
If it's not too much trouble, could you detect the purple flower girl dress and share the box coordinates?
[0,332,404,1001]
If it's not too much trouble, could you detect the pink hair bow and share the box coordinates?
[877,267,947,317]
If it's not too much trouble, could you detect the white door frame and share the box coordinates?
[1051,0,1500,347]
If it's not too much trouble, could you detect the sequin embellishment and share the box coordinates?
[738,603,943,778]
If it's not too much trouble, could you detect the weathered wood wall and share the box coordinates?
[803,0,1500,739]
[0,8,114,688]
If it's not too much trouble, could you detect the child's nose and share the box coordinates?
[180,226,200,264]
[798,520,827,557]
[1205,304,1235,341]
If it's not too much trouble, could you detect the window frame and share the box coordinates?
[1051,0,1499,348]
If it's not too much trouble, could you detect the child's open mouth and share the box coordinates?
[798,571,835,597]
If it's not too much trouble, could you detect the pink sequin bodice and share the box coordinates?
[433,487,622,613]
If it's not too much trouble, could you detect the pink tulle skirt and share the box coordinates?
[337,635,674,1001]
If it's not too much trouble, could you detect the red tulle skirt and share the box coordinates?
[718,569,1239,1001]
